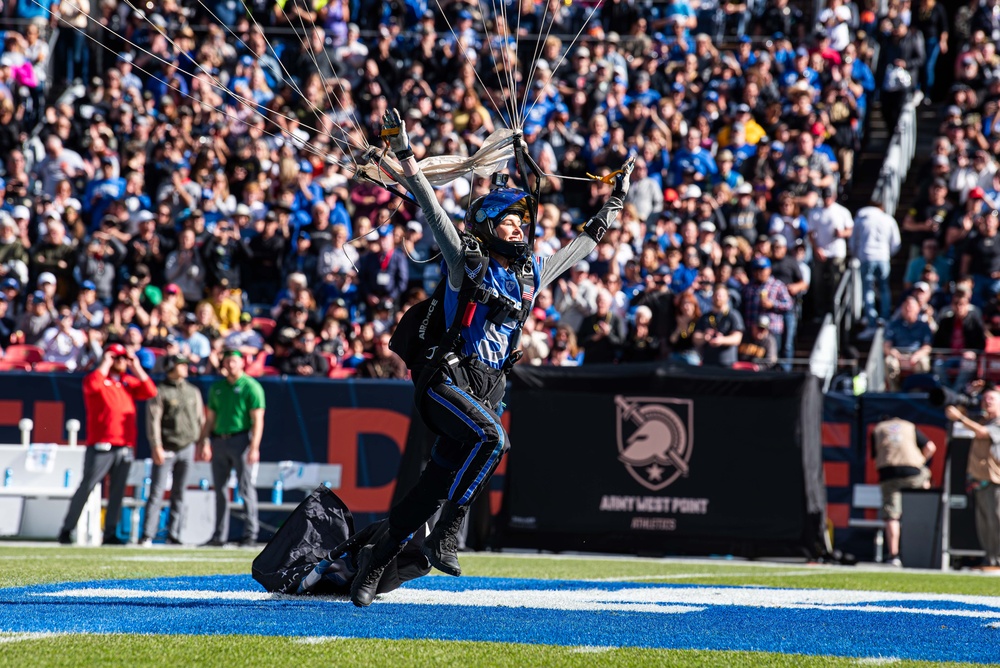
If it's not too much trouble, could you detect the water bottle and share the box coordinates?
[3,468,11,487]
[64,469,73,488]
[271,479,283,505]
[199,478,209,490]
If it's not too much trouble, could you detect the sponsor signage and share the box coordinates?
[502,364,825,556]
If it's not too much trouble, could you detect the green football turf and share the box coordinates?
[0,545,996,667]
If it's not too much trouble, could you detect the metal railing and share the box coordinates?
[871,90,924,218]
[810,258,862,391]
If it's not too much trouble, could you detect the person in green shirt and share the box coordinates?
[199,349,266,547]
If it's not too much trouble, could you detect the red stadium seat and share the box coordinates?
[0,361,32,371]
[328,367,356,379]
[986,338,1000,354]
[33,362,70,373]
[245,352,267,377]
[731,361,759,372]
[262,366,281,376]
[251,318,277,338]
[4,345,44,365]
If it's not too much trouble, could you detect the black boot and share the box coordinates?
[350,527,405,607]
[422,501,467,577]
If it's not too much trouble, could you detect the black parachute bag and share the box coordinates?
[389,279,447,374]
[251,485,430,595]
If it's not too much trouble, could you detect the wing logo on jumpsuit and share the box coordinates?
[615,396,694,492]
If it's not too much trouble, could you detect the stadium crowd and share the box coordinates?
[0,0,957,376]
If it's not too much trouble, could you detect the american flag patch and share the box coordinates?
[522,284,535,304]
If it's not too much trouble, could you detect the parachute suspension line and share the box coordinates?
[191,0,367,170]
[32,0,356,172]
[512,0,527,129]
[495,0,518,129]
[522,2,554,118]
[286,0,369,168]
[432,0,511,130]
[522,0,605,124]
[477,0,516,131]
[118,0,346,160]
[235,0,368,166]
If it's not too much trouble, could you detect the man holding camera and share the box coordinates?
[58,343,157,544]
[946,390,1000,571]
[141,355,203,546]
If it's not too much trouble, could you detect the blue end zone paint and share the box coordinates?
[0,575,998,663]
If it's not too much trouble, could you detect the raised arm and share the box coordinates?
[381,109,464,288]
[539,158,635,289]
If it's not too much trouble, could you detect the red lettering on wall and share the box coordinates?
[0,401,22,426]
[34,401,65,444]
[328,408,410,513]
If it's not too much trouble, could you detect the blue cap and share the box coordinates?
[752,257,772,270]
[739,35,751,44]
[201,188,214,200]
[457,9,472,20]
[31,290,45,302]
[0,177,6,189]
[773,31,785,40]
[705,90,719,102]
[298,230,311,241]
[1,277,19,291]
[127,323,143,333]
[671,82,685,93]
[795,47,809,58]
[240,55,254,67]
[299,160,313,174]
[771,141,785,153]
[81,280,96,291]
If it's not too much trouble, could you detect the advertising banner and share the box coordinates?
[501,363,826,557]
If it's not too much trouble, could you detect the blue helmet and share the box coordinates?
[467,187,533,261]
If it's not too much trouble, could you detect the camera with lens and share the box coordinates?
[929,386,983,414]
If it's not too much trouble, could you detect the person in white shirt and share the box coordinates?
[852,201,902,330]
[808,188,854,317]
[39,304,87,371]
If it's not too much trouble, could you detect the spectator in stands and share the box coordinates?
[738,314,779,370]
[769,235,808,369]
[902,178,952,260]
[16,290,54,345]
[932,289,985,390]
[853,201,902,336]
[741,257,793,365]
[355,331,407,379]
[59,343,156,545]
[277,328,329,377]
[225,312,264,359]
[356,229,408,315]
[694,283,744,368]
[577,289,626,364]
[960,210,1000,307]
[0,216,28,288]
[175,312,211,368]
[669,292,702,366]
[164,228,205,304]
[904,238,951,290]
[884,296,934,390]
[39,304,87,371]
[556,261,599,333]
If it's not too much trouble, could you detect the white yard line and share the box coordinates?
[0,632,63,643]
[588,570,824,582]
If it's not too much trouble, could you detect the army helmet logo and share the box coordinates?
[615,396,694,491]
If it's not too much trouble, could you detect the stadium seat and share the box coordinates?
[731,362,759,372]
[251,317,277,338]
[986,338,1000,355]
[33,362,70,373]
[328,367,356,379]
[262,366,281,376]
[0,361,32,371]
[245,352,267,377]
[4,345,44,365]
[145,347,167,358]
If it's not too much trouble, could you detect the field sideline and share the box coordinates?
[1,544,999,667]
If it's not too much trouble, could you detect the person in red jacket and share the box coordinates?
[58,343,157,545]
